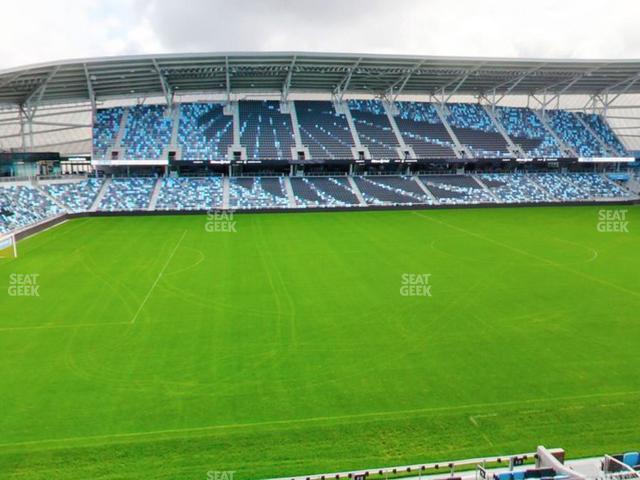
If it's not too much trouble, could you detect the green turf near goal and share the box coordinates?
[0,233,17,259]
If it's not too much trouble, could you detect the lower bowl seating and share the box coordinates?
[480,173,553,203]
[421,175,495,205]
[98,178,156,211]
[156,177,224,210]
[228,177,289,209]
[0,185,64,233]
[43,178,104,212]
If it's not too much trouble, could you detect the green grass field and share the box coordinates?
[1,206,640,480]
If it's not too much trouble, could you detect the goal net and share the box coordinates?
[0,234,17,259]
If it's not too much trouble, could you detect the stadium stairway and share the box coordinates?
[528,175,559,201]
[432,103,466,158]
[148,178,163,211]
[533,110,577,157]
[284,177,297,208]
[35,184,71,213]
[90,177,111,211]
[575,114,616,156]
[600,173,634,197]
[472,174,501,202]
[347,176,367,205]
[222,177,230,209]
[624,176,640,194]
[481,104,525,157]
[112,108,129,152]
[414,176,438,203]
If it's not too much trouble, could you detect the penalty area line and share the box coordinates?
[130,229,187,324]
[2,389,640,451]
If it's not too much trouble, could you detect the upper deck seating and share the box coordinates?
[178,103,233,161]
[295,101,355,159]
[121,105,172,160]
[577,113,627,156]
[348,100,400,158]
[239,101,296,160]
[495,106,562,157]
[93,108,124,159]
[395,102,456,158]
[547,110,606,157]
[446,103,510,157]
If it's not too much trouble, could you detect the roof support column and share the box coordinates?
[431,100,466,159]
[479,93,525,157]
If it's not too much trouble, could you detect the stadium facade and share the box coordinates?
[1,51,640,157]
[1,52,640,235]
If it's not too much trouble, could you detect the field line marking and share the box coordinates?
[2,389,640,451]
[0,321,132,332]
[130,229,187,324]
[18,218,69,243]
[412,212,640,300]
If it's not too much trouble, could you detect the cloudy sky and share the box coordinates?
[2,0,640,69]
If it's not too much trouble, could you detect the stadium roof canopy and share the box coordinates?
[3,51,640,108]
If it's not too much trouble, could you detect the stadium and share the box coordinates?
[1,50,640,480]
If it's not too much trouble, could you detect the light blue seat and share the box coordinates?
[623,452,640,467]
[0,185,64,233]
[44,178,104,212]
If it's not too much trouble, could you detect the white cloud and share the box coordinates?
[1,0,640,70]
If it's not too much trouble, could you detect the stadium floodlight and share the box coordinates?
[0,233,17,259]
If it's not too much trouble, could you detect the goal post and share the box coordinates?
[0,233,17,259]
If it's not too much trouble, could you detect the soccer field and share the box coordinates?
[1,206,640,479]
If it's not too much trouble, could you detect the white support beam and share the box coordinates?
[83,63,97,118]
[281,56,297,102]
[533,65,607,106]
[225,56,231,104]
[489,65,545,104]
[152,59,172,109]
[0,71,24,90]
[385,60,426,102]
[333,58,362,103]
[596,71,640,100]
[24,65,61,117]
[434,66,484,104]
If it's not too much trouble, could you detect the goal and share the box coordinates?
[0,233,17,259]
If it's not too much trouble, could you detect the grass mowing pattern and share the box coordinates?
[1,207,639,479]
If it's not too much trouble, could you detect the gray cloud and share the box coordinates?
[131,0,640,58]
[1,0,640,70]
